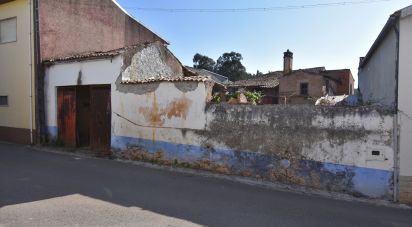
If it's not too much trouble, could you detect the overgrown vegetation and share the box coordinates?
[211,90,263,105]
[244,91,263,105]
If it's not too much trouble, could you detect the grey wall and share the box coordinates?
[358,28,397,108]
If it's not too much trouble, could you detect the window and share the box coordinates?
[0,17,17,44]
[300,82,308,96]
[0,96,8,106]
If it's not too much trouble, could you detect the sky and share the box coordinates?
[116,0,411,86]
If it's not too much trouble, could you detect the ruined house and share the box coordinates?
[230,50,355,104]
[0,0,168,145]
[43,42,223,154]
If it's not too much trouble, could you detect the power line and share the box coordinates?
[123,0,393,13]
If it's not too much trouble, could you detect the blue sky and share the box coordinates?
[117,0,411,86]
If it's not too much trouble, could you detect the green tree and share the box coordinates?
[215,52,249,81]
[193,53,216,72]
[252,70,264,77]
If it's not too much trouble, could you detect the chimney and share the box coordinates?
[283,49,293,75]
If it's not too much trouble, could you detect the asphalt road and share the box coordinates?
[0,143,411,227]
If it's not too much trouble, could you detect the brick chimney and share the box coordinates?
[283,49,293,75]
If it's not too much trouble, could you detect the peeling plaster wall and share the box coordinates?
[113,102,395,199]
[43,47,395,200]
[122,43,183,81]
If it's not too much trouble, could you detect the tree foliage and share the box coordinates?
[192,51,251,81]
[193,53,216,72]
[215,52,249,81]
[252,70,264,77]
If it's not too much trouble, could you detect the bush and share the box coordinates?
[245,91,263,105]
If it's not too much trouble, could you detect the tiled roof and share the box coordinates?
[42,43,154,64]
[229,72,282,88]
[121,76,212,84]
[228,67,343,89]
[43,50,122,63]
[300,67,326,74]
[185,67,229,84]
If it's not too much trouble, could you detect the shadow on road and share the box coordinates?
[1,143,411,227]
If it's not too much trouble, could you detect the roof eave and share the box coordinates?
[359,11,401,69]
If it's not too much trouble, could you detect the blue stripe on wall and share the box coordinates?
[47,126,58,138]
[111,135,393,199]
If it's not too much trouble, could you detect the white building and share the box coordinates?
[358,5,412,204]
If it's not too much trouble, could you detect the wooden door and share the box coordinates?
[90,86,111,155]
[76,86,91,147]
[57,87,77,147]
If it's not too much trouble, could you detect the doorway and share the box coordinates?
[57,85,111,155]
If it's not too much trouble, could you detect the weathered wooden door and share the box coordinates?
[57,87,77,147]
[90,86,111,155]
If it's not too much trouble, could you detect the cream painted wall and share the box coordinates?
[0,0,35,130]
[399,13,412,177]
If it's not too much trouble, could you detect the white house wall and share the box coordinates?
[44,56,123,137]
[399,11,412,203]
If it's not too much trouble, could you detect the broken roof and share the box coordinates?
[121,76,214,84]
[185,67,229,84]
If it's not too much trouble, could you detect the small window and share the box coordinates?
[0,17,17,44]
[0,96,8,106]
[300,82,308,96]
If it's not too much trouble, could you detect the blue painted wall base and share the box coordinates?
[111,135,393,200]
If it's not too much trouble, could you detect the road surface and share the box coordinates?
[0,143,411,227]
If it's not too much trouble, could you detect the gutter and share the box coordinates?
[28,0,34,144]
[393,17,400,203]
[33,0,42,143]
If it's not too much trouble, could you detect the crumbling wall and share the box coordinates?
[121,43,183,82]
[199,104,394,199]
[112,98,395,199]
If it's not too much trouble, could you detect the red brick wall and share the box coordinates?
[39,0,166,60]
[332,70,354,95]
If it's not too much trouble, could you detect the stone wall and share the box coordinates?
[113,101,395,200]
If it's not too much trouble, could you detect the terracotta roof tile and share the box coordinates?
[229,72,282,88]
[121,76,212,84]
